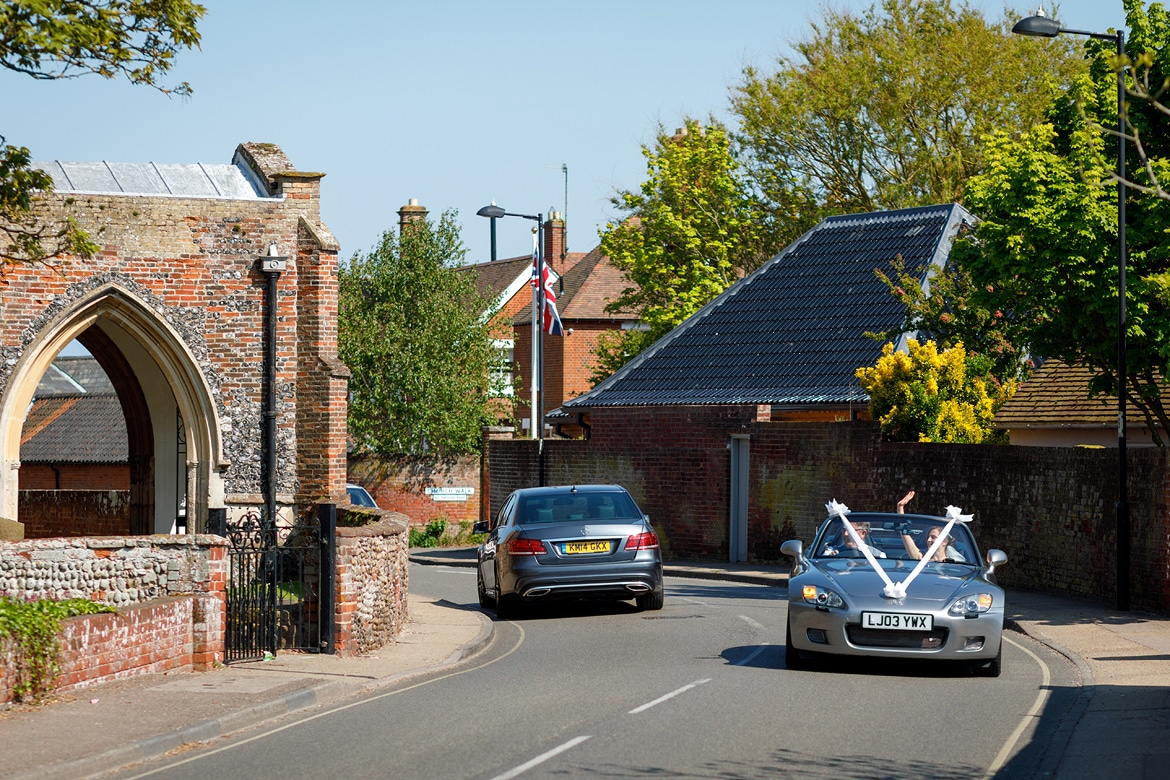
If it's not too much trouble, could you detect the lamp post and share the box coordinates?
[477,204,546,446]
[1012,11,1130,610]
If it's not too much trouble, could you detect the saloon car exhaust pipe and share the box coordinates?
[525,588,552,597]
[625,583,651,593]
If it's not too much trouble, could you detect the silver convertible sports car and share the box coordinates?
[473,484,665,618]
[782,502,1008,676]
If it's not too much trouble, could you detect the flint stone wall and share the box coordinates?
[0,534,226,606]
[334,512,410,656]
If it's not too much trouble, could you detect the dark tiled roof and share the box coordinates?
[564,204,973,408]
[36,356,115,396]
[23,357,125,463]
[994,360,1151,428]
[21,395,127,463]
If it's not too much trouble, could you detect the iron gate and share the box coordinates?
[213,504,335,662]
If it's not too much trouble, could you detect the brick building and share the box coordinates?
[462,211,640,437]
[0,142,349,537]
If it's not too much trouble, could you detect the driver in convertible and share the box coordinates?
[823,520,886,558]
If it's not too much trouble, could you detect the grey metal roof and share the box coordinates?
[33,160,268,199]
[564,204,974,408]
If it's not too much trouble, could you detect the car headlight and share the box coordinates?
[949,592,994,616]
[801,584,846,609]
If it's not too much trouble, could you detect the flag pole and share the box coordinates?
[537,214,545,455]
[530,227,540,442]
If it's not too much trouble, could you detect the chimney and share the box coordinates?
[544,211,566,274]
[398,198,428,234]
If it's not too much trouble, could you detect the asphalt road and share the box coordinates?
[110,563,1080,780]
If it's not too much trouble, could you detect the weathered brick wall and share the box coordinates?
[17,490,130,538]
[333,515,410,656]
[0,536,227,703]
[349,454,480,526]
[486,409,1170,610]
[0,595,218,704]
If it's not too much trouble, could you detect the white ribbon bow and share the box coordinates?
[825,499,973,600]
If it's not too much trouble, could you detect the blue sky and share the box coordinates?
[4,0,1122,269]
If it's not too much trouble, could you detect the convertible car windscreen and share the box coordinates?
[812,516,976,563]
[517,491,642,524]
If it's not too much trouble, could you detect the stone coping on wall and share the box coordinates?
[336,514,409,537]
[337,506,409,534]
[1,533,227,551]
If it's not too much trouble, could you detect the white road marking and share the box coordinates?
[628,678,711,714]
[981,634,1052,779]
[489,736,592,780]
[734,643,771,667]
[118,623,528,778]
[738,614,764,630]
[677,596,709,607]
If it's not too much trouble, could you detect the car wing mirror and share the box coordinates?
[473,520,490,535]
[985,548,1007,573]
[780,539,804,559]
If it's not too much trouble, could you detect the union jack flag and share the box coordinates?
[530,235,564,336]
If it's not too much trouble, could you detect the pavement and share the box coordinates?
[0,548,1164,780]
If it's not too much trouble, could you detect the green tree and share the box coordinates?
[594,118,771,381]
[868,255,1038,384]
[856,339,1015,443]
[731,0,1085,230]
[952,0,1170,444]
[339,211,503,456]
[1,0,205,270]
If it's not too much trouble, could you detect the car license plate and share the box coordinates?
[563,540,611,554]
[861,611,933,631]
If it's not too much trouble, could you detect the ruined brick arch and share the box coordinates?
[0,284,227,533]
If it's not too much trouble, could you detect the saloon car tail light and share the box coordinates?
[507,538,547,555]
[626,531,659,551]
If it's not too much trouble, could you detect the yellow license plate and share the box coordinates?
[564,540,611,554]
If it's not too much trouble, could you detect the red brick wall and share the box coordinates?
[0,595,223,704]
[19,464,130,490]
[18,490,130,537]
[348,455,481,526]
[486,407,1170,611]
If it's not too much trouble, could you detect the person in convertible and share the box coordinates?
[894,490,966,562]
[822,520,887,558]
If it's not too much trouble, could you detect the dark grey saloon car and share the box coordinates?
[473,485,664,617]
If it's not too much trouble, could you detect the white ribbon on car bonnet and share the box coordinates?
[824,500,898,594]
[826,500,973,600]
[885,505,974,598]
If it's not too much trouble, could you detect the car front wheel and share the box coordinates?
[785,617,807,671]
[477,570,495,609]
[974,644,1002,677]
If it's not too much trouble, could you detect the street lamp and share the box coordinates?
[1012,10,1130,610]
[476,203,503,262]
[477,204,546,446]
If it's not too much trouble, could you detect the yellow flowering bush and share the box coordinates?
[856,339,1016,443]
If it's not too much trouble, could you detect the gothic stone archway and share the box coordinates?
[0,142,349,535]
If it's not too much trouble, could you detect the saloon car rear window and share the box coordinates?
[518,491,642,524]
